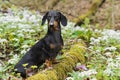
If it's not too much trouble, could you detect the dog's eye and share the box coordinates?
[55,16,59,19]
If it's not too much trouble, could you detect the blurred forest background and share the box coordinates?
[1,0,120,80]
[1,0,120,29]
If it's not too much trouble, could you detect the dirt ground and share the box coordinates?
[6,0,120,29]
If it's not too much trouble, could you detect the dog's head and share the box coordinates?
[41,10,67,31]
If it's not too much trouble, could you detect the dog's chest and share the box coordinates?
[49,34,63,50]
[51,35,62,47]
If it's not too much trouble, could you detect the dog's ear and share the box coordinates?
[60,12,67,26]
[41,12,48,25]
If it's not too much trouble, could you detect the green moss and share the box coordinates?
[27,70,57,80]
[69,43,86,63]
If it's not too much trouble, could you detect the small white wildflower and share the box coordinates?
[94,29,99,32]
[20,49,27,54]
[80,27,86,31]
[22,45,29,48]
[107,58,113,62]
[65,77,74,80]
[104,46,116,51]
[95,49,101,53]
[90,37,95,45]
[0,39,7,43]
[102,29,120,41]
[29,15,36,22]
[90,38,100,45]
[25,29,35,33]
[17,33,24,37]
[90,37,95,41]
[88,46,93,49]
[116,56,120,60]
[102,36,108,41]
[91,78,97,80]
[78,69,97,78]
[105,52,112,57]
[8,54,19,64]
[74,26,81,31]
[107,62,114,68]
[13,38,19,41]
[104,68,114,76]
[114,61,120,68]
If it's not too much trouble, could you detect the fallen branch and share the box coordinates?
[27,42,86,80]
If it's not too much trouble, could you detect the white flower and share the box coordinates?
[95,49,101,53]
[94,29,101,33]
[13,38,19,41]
[65,77,74,80]
[0,39,7,43]
[17,33,24,37]
[104,46,116,51]
[22,45,29,48]
[29,15,36,22]
[114,61,120,68]
[105,52,112,57]
[107,58,113,62]
[102,36,108,41]
[107,62,114,68]
[102,29,120,40]
[8,54,19,64]
[90,37,100,45]
[20,49,27,54]
[91,78,97,80]
[104,68,114,76]
[116,56,120,60]
[78,69,97,78]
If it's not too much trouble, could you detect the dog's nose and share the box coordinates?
[49,22,54,26]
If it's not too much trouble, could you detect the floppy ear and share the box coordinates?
[60,13,67,26]
[41,12,48,25]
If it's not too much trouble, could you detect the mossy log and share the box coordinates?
[27,42,86,80]
[74,0,106,26]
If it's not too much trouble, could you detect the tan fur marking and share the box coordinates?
[50,43,55,49]
[53,21,59,31]
[45,59,52,67]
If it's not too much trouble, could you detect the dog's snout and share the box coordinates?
[49,18,54,26]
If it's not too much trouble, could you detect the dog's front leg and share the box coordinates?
[45,59,53,69]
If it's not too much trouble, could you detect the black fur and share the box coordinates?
[14,10,67,78]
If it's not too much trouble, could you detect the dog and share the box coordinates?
[14,10,67,78]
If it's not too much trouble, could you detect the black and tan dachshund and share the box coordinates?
[14,10,67,78]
